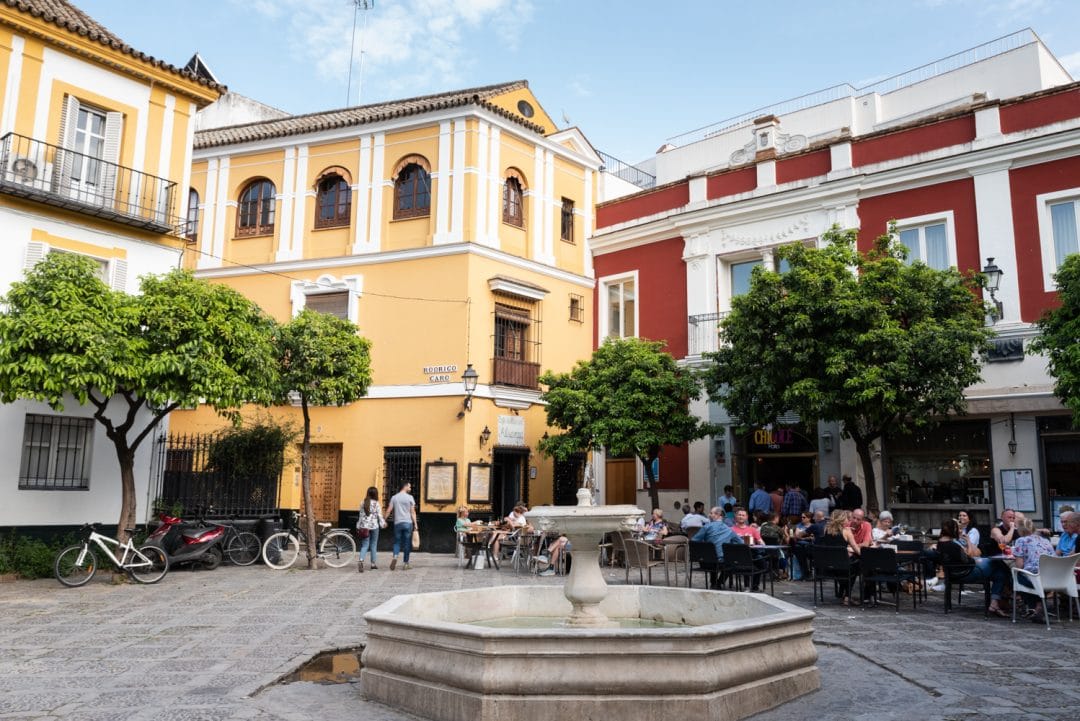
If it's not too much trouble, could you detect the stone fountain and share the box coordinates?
[361,489,818,721]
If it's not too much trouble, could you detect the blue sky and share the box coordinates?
[75,0,1080,164]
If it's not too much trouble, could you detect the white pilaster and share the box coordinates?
[539,149,556,265]
[178,101,196,232]
[0,35,24,135]
[971,163,1020,324]
[583,168,594,277]
[475,121,489,245]
[434,121,452,244]
[197,157,219,269]
[688,175,707,208]
[828,141,853,180]
[487,126,501,249]
[352,135,374,254]
[368,132,385,250]
[974,104,1003,150]
[756,159,776,189]
[450,120,466,243]
[531,146,544,262]
[289,145,308,260]
[276,146,296,261]
[210,157,229,269]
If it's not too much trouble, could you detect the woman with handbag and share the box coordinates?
[357,486,386,573]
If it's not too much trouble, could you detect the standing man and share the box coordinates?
[748,481,772,517]
[781,482,808,519]
[388,481,418,570]
[839,475,863,511]
[718,485,738,511]
[824,474,842,510]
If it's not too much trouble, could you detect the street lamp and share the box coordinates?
[480,425,492,447]
[460,364,479,415]
[982,257,1004,323]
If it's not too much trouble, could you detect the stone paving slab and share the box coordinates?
[0,555,1075,721]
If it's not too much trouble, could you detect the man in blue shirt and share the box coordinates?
[1057,511,1077,556]
[717,485,738,511]
[693,507,739,588]
[747,482,772,516]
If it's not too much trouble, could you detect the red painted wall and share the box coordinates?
[706,166,756,199]
[1009,155,1080,322]
[852,116,976,167]
[857,178,981,276]
[596,182,689,228]
[776,149,831,184]
[656,443,689,491]
[592,236,688,358]
[1001,88,1080,134]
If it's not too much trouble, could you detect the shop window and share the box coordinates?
[185,188,199,243]
[315,173,351,229]
[19,414,93,490]
[1037,189,1080,291]
[601,274,636,339]
[393,162,430,220]
[560,198,575,243]
[886,420,991,507]
[895,212,955,271]
[237,179,276,236]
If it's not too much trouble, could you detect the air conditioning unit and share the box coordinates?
[7,155,39,184]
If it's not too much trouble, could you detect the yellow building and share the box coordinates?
[0,0,221,529]
[172,81,601,549]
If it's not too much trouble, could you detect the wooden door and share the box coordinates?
[299,443,342,525]
[605,458,637,505]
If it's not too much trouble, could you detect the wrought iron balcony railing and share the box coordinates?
[0,132,179,234]
[687,312,729,356]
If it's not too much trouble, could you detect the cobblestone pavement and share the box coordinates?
[0,553,1076,721]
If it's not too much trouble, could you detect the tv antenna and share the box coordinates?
[346,1,375,106]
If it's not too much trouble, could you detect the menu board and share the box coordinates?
[424,462,457,504]
[1000,469,1035,512]
[468,463,492,504]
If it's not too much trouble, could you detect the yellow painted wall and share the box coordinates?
[487,86,557,135]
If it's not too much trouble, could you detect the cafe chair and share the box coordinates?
[660,535,690,586]
[688,541,723,590]
[860,547,919,613]
[941,563,991,618]
[721,543,772,595]
[624,539,663,585]
[1010,553,1080,629]
[811,545,861,608]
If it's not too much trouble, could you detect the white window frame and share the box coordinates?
[1036,188,1080,292]
[598,270,638,340]
[19,414,94,490]
[290,274,363,324]
[25,242,128,292]
[894,211,957,271]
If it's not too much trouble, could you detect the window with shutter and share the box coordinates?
[304,291,350,320]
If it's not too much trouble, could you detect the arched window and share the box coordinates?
[503,175,524,228]
[185,188,199,242]
[393,162,431,220]
[237,179,276,236]
[315,173,351,229]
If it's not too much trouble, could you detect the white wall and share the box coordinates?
[195,92,290,131]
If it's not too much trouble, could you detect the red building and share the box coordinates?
[590,31,1080,531]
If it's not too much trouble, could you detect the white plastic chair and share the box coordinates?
[1010,553,1080,629]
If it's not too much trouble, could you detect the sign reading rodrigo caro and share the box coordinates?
[423,363,458,383]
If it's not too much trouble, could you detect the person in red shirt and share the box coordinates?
[769,487,784,515]
[849,508,873,547]
[731,509,763,545]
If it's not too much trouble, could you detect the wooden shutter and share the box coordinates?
[110,259,128,292]
[53,95,80,193]
[23,241,48,271]
[99,111,123,210]
[305,291,349,320]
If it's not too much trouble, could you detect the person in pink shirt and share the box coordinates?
[730,509,763,545]
[849,508,873,547]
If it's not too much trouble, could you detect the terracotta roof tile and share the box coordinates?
[195,80,543,149]
[2,0,225,94]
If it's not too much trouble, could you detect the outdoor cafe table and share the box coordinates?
[462,529,499,570]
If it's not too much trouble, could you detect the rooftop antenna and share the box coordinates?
[346,1,375,106]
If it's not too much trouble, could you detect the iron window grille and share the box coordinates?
[19,414,94,490]
[560,198,574,243]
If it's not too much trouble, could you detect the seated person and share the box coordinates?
[642,508,669,541]
[1056,511,1077,556]
[680,502,709,535]
[539,535,571,576]
[722,503,736,526]
[936,518,1009,616]
[759,513,786,546]
[730,509,763,545]
[848,508,873,547]
[871,510,896,544]
[1012,518,1056,620]
[490,504,529,557]
[692,507,739,588]
[454,506,483,533]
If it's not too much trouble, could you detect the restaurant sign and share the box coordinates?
[498,415,526,447]
[753,427,796,450]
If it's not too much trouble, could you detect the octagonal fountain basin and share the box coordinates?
[361,585,818,721]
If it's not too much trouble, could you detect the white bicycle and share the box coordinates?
[54,523,170,587]
[261,512,356,569]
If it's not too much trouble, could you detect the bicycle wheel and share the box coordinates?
[262,532,301,569]
[319,530,356,568]
[55,545,97,587]
[224,531,261,566]
[128,545,169,584]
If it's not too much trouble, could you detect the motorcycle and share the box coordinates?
[145,512,227,570]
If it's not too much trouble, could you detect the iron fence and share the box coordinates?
[687,312,728,356]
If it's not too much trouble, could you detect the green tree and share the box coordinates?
[0,253,279,538]
[1031,253,1080,422]
[538,337,714,511]
[275,309,372,567]
[702,226,992,511]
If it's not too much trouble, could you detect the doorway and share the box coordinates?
[298,443,342,524]
[605,457,637,505]
[748,454,816,492]
[492,448,528,518]
[553,454,585,506]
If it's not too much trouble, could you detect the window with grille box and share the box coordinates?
[569,293,584,322]
[19,414,94,490]
[560,198,574,243]
[304,291,350,320]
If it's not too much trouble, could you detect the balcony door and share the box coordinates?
[56,96,122,209]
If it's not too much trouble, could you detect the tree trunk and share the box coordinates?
[854,438,880,514]
[115,445,137,543]
[641,453,660,512]
[300,398,319,569]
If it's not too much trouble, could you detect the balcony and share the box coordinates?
[492,356,541,390]
[0,132,179,235]
[687,312,728,356]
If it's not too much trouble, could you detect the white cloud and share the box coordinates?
[234,0,534,103]
[1059,50,1080,79]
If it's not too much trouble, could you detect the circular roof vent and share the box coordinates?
[517,100,535,119]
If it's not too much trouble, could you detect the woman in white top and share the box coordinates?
[956,509,980,550]
[871,510,895,543]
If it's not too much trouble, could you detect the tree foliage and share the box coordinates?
[702,226,993,511]
[275,309,372,567]
[538,337,714,511]
[0,253,280,537]
[1031,252,1080,423]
